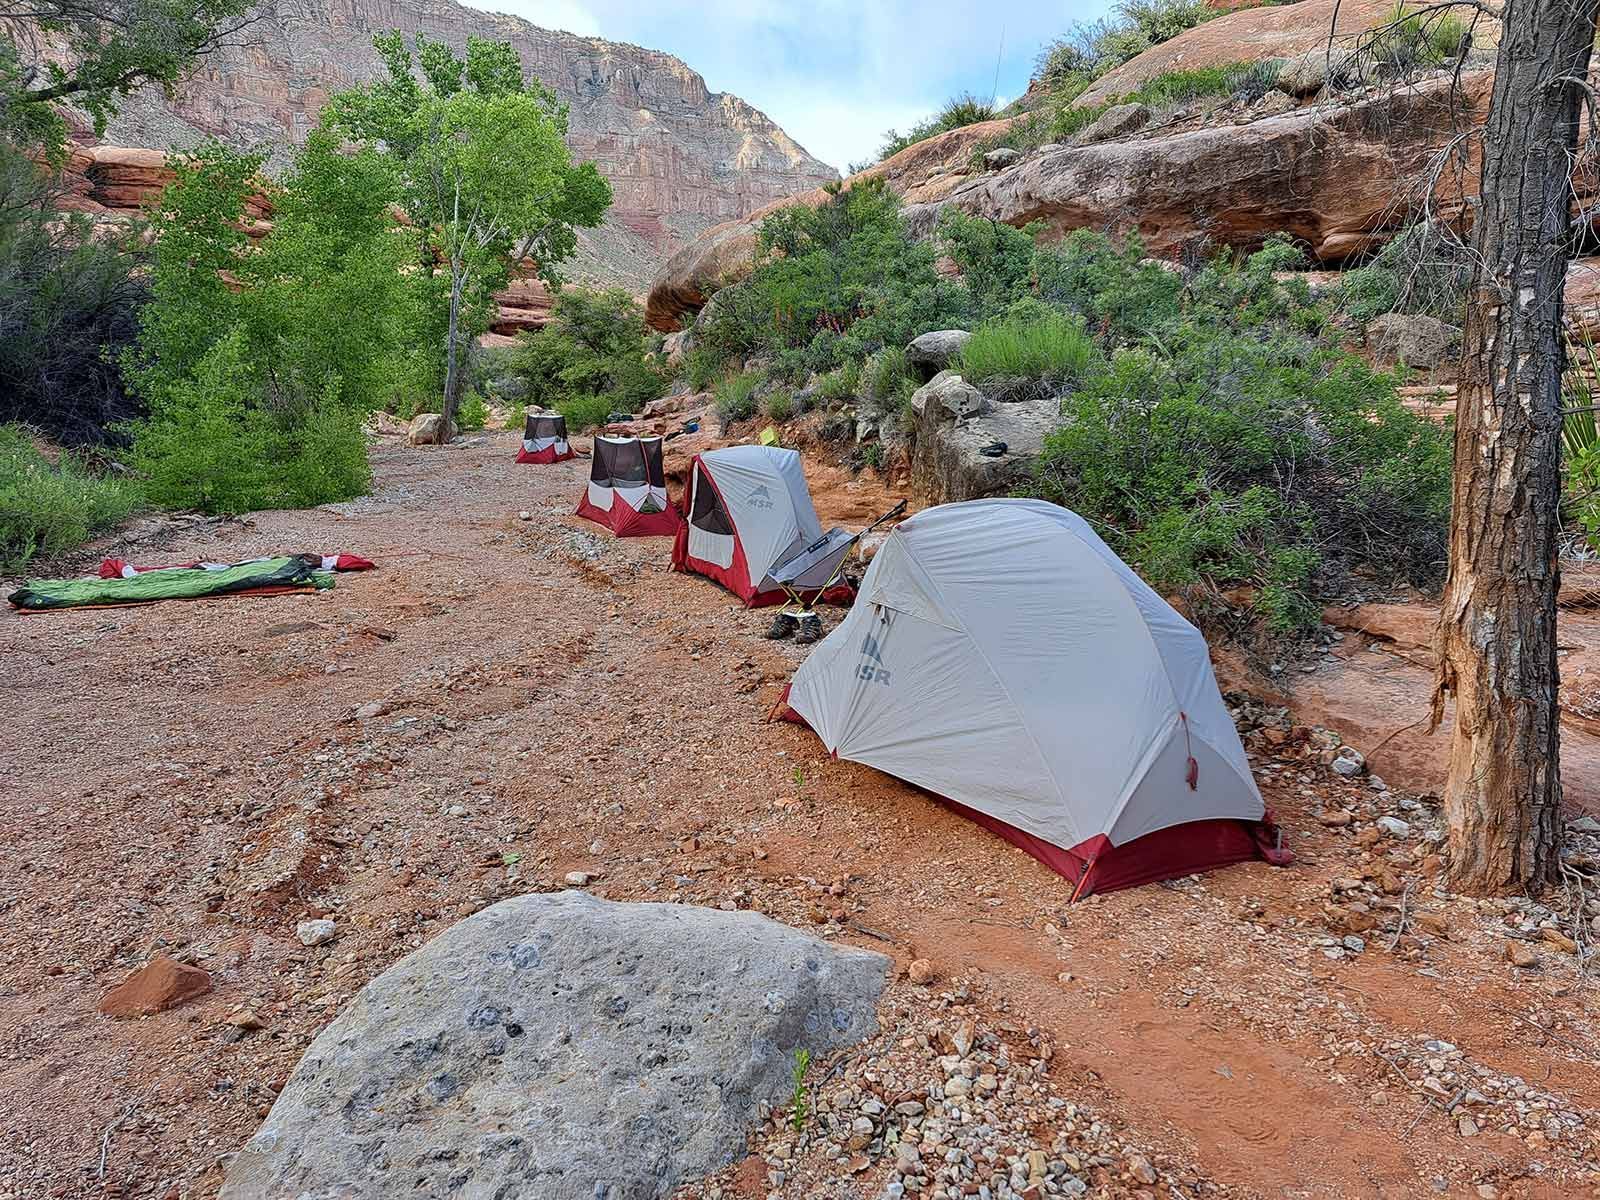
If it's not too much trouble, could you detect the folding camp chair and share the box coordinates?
[766,500,907,630]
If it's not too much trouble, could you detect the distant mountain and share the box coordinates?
[97,0,839,291]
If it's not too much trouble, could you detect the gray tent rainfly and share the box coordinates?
[780,498,1290,897]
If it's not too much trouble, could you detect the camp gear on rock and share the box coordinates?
[765,612,799,640]
[978,440,1008,457]
[779,498,1290,897]
[794,613,823,645]
[576,435,682,537]
[515,413,574,464]
[10,554,345,612]
[672,446,856,608]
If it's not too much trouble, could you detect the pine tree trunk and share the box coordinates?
[1433,0,1600,894]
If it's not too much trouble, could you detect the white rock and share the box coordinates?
[565,871,595,886]
[1377,816,1412,839]
[296,918,336,947]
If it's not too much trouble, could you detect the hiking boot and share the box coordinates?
[794,614,823,645]
[765,613,798,640]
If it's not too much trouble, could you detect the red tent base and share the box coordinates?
[576,494,683,537]
[516,445,575,464]
[773,686,1289,897]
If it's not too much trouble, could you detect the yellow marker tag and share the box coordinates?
[759,425,779,446]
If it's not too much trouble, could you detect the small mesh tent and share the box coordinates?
[781,499,1289,897]
[515,413,574,464]
[576,435,682,537]
[672,445,854,607]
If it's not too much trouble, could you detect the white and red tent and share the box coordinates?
[515,412,574,464]
[781,499,1289,897]
[575,435,682,537]
[672,445,853,607]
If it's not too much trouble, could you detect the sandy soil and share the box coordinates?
[4,430,1600,1200]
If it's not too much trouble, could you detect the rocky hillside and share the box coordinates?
[92,0,838,292]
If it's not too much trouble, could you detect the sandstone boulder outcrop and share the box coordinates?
[407,413,449,445]
[98,953,212,1018]
[1078,103,1152,144]
[220,891,888,1200]
[902,72,1491,265]
[909,373,1056,504]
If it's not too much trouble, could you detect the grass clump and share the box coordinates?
[958,309,1097,389]
[0,425,142,572]
[762,388,795,422]
[715,372,761,427]
[1368,2,1471,74]
[878,93,999,161]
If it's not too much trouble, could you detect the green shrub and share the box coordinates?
[557,393,615,432]
[715,373,761,426]
[939,211,1042,319]
[506,287,664,420]
[1033,230,1183,341]
[958,310,1097,388]
[815,361,861,406]
[864,346,917,413]
[878,92,998,161]
[0,425,142,571]
[1336,222,1471,324]
[127,330,370,515]
[1368,3,1470,74]
[762,388,795,422]
[456,391,489,431]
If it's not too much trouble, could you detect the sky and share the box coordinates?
[476,1,1115,174]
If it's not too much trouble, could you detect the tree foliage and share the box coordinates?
[505,287,663,430]
[323,32,611,432]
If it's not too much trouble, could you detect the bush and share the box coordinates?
[878,92,998,161]
[958,310,1097,389]
[762,388,795,421]
[0,147,148,447]
[127,330,371,514]
[557,392,615,431]
[1336,222,1472,324]
[507,287,664,419]
[456,390,488,430]
[1368,3,1470,75]
[715,373,762,427]
[1033,230,1183,341]
[0,425,142,572]
[938,211,1042,319]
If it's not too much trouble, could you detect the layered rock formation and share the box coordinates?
[94,0,837,290]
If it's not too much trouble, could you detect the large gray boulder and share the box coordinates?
[1275,47,1358,98]
[222,892,889,1200]
[905,330,972,380]
[909,373,1058,504]
[1365,313,1463,369]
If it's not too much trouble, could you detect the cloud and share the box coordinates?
[474,0,1113,172]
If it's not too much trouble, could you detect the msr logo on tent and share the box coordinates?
[857,632,891,684]
[748,484,775,510]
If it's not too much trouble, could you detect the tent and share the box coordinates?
[781,498,1289,897]
[515,413,574,464]
[672,445,854,607]
[576,435,682,537]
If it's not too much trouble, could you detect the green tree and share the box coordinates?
[125,135,424,512]
[0,0,254,158]
[324,33,611,439]
[506,286,663,427]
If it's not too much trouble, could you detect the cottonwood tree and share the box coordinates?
[1430,0,1600,893]
[326,33,610,439]
[0,0,253,157]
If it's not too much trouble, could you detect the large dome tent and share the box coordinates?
[781,498,1290,897]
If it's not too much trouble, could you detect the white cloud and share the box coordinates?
[491,0,601,36]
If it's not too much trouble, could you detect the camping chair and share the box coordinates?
[765,500,906,639]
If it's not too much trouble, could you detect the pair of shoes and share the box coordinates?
[795,614,823,645]
[978,440,1008,458]
[765,613,799,639]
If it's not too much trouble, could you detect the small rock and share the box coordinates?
[565,871,596,887]
[296,918,337,948]
[1331,752,1364,778]
[983,147,1019,170]
[98,953,213,1018]
[1376,816,1411,839]
[228,1009,267,1032]
[1505,940,1540,969]
[1318,809,1355,827]
[1457,1114,1478,1137]
[1126,1153,1158,1185]
[518,510,531,521]
[1342,935,1366,954]
[906,957,937,985]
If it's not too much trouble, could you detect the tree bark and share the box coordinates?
[438,261,465,444]
[1433,0,1600,894]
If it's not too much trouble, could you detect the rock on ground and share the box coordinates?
[1078,102,1151,144]
[905,330,972,379]
[98,953,212,1018]
[221,891,889,1200]
[909,373,1056,504]
[407,413,449,446]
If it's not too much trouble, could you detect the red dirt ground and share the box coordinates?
[3,430,1599,1199]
